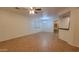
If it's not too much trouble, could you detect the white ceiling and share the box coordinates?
[0,7,67,20]
[0,7,66,15]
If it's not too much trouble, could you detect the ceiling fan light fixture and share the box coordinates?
[29,10,35,14]
[29,7,35,14]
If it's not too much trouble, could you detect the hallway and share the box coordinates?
[0,32,79,52]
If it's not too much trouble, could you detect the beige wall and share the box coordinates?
[0,10,41,42]
[58,8,79,47]
[59,10,74,45]
[72,9,79,47]
[0,9,54,42]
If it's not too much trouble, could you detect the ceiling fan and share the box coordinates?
[15,7,42,14]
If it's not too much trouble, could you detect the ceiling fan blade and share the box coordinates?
[15,7,20,9]
[35,8,41,11]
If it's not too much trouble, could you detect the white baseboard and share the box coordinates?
[0,31,40,42]
[60,38,79,48]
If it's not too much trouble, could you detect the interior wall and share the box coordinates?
[54,18,74,47]
[58,8,79,47]
[0,10,41,42]
[0,9,54,42]
[59,14,74,45]
[72,9,79,47]
[58,8,75,46]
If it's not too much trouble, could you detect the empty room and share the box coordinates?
[0,7,79,52]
